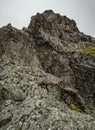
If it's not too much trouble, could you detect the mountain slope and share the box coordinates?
[0,10,95,130]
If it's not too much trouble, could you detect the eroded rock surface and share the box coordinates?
[0,10,95,130]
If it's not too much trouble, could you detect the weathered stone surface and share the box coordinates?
[0,10,95,130]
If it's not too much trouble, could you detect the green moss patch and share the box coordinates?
[68,103,82,112]
[82,46,95,54]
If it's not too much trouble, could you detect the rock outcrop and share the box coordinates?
[0,10,95,130]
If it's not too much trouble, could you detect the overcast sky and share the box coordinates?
[0,0,95,37]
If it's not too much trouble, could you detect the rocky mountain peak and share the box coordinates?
[0,10,95,130]
[28,10,93,44]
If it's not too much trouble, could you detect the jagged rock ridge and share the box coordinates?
[0,10,95,130]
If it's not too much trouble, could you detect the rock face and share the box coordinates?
[0,10,95,130]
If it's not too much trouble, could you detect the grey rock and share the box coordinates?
[0,84,26,101]
[0,10,95,130]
